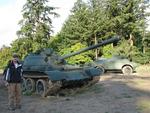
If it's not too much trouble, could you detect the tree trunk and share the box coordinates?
[94,34,98,60]
[129,33,134,46]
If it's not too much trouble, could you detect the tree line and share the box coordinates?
[0,0,150,69]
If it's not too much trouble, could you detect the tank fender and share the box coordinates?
[45,70,90,81]
[84,67,103,76]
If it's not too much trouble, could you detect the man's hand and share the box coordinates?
[4,82,9,87]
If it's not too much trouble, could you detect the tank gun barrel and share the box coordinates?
[60,36,120,60]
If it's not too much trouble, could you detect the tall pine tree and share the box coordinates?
[17,0,59,52]
[59,0,90,46]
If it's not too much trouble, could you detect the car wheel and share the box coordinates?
[122,65,133,75]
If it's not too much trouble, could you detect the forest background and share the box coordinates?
[0,0,150,69]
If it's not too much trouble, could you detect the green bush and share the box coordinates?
[0,47,12,69]
[102,44,114,58]
[59,42,92,64]
[136,64,150,74]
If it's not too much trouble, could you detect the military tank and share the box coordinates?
[22,36,120,97]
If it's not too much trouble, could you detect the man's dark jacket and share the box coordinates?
[3,60,22,83]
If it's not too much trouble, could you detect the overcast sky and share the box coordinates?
[0,0,149,48]
[0,0,76,48]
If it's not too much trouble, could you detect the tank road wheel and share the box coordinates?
[36,79,47,97]
[21,78,26,92]
[25,78,35,93]
[122,65,133,75]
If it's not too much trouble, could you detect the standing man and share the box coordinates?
[3,53,23,110]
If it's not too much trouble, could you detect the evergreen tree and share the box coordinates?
[102,0,150,60]
[105,0,150,44]
[87,0,107,59]
[143,31,150,53]
[11,38,32,59]
[17,0,59,52]
[57,0,107,59]
[58,0,90,47]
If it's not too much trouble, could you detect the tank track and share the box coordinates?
[22,74,100,97]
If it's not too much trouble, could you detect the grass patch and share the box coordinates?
[122,93,132,98]
[22,91,33,96]
[136,64,150,74]
[58,84,104,96]
[87,84,104,94]
[74,84,104,95]
[114,93,132,99]
[137,100,150,112]
[0,69,3,75]
[114,96,122,99]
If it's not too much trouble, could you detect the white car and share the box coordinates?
[91,56,139,75]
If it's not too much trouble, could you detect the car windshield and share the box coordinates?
[95,56,129,63]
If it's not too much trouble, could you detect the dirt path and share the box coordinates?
[0,73,150,113]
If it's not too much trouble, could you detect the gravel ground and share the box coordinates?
[0,73,150,113]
